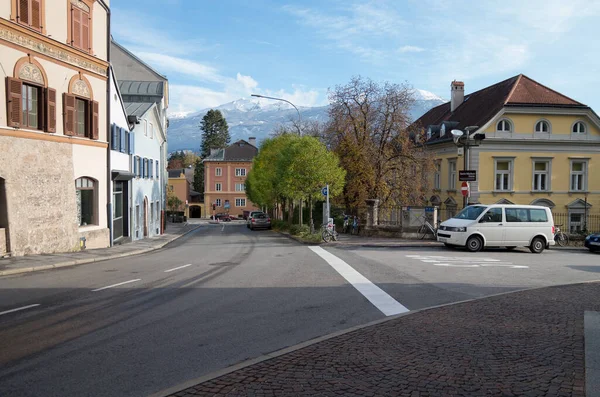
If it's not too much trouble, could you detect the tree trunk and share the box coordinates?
[309,196,314,234]
[299,200,303,226]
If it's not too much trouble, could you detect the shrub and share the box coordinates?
[289,224,309,236]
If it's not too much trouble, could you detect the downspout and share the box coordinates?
[98,0,113,246]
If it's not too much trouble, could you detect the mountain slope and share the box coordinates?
[167,90,445,152]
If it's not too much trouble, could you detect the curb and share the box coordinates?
[152,278,600,397]
[0,225,201,277]
[274,230,322,245]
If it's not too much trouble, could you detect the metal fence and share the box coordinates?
[378,206,437,228]
[552,213,600,234]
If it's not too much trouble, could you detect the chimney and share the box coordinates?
[248,137,256,147]
[450,80,464,112]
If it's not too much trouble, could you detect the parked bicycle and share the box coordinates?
[322,222,339,243]
[554,224,569,247]
[417,214,439,240]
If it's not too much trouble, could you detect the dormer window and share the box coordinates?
[426,127,432,140]
[572,121,586,134]
[535,120,550,133]
[440,124,446,136]
[496,119,512,132]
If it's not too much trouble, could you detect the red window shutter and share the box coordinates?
[18,0,29,25]
[5,77,23,128]
[31,0,41,30]
[46,88,56,133]
[71,6,81,48]
[81,10,90,53]
[90,100,99,140]
[63,93,75,136]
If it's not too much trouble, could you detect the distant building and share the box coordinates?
[415,74,600,233]
[168,167,203,219]
[203,139,260,218]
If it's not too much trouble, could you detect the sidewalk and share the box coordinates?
[163,282,599,397]
[0,222,201,277]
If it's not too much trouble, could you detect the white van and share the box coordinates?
[437,204,555,253]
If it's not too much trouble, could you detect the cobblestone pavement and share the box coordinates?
[168,282,599,396]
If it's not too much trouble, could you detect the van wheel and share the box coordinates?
[466,236,483,252]
[529,237,545,254]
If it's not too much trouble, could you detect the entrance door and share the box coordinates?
[143,197,148,237]
[113,182,124,240]
[190,206,201,218]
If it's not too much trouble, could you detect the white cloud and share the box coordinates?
[133,52,224,83]
[398,45,425,53]
[235,73,259,91]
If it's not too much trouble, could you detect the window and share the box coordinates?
[111,125,129,153]
[75,98,86,136]
[149,160,153,178]
[215,183,222,191]
[494,159,513,191]
[506,208,548,223]
[150,202,154,227]
[448,159,457,190]
[532,160,550,191]
[70,0,91,53]
[156,201,160,222]
[235,183,245,192]
[235,168,246,176]
[215,199,222,207]
[75,177,95,226]
[440,124,446,137]
[215,168,222,176]
[570,160,587,191]
[63,93,98,139]
[235,198,246,207]
[15,0,43,31]
[135,205,140,235]
[572,122,586,134]
[21,83,41,130]
[156,162,159,180]
[149,122,154,139]
[496,119,512,132]
[143,120,148,136]
[169,185,174,191]
[113,184,123,220]
[433,162,441,190]
[570,213,583,233]
[481,208,503,223]
[535,120,550,133]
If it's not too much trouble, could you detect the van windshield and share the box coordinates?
[452,205,487,220]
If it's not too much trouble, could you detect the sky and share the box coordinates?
[111,0,600,116]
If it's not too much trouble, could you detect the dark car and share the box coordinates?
[249,213,271,230]
[584,233,600,252]
[214,213,232,222]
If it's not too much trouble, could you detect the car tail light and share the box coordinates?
[251,219,256,223]
[552,225,555,234]
[267,218,271,222]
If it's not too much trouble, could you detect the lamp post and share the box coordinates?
[250,94,301,134]
[450,126,481,208]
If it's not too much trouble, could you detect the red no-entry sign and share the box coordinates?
[461,181,469,197]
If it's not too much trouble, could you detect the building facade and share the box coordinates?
[168,167,203,219]
[0,0,110,256]
[203,139,260,218]
[415,75,600,233]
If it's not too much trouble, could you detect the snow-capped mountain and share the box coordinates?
[167,90,445,153]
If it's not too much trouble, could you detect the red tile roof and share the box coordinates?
[505,75,583,106]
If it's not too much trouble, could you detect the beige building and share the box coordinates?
[0,0,110,256]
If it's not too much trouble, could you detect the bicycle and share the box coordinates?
[554,224,569,247]
[417,215,439,240]
[321,223,339,243]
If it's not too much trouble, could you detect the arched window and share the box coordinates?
[66,75,98,139]
[572,121,586,134]
[496,119,512,132]
[75,177,96,226]
[535,120,550,133]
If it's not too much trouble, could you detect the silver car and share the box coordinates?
[249,213,271,230]
[247,211,264,228]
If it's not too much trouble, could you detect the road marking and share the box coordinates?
[91,279,141,292]
[164,264,192,273]
[0,304,40,316]
[406,255,526,268]
[309,246,408,316]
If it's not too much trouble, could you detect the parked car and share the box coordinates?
[247,211,264,228]
[438,204,555,253]
[214,213,232,222]
[584,233,600,252]
[249,213,271,230]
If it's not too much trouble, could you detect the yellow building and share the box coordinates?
[415,75,600,233]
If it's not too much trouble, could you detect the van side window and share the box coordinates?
[506,208,547,222]
[529,209,548,222]
[481,208,503,222]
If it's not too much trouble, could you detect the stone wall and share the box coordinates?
[80,227,110,249]
[0,228,6,256]
[0,135,80,256]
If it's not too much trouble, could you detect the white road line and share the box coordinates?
[91,279,141,292]
[164,264,192,273]
[0,304,40,316]
[309,246,408,316]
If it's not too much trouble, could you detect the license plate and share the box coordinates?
[438,237,448,243]
[591,241,600,246]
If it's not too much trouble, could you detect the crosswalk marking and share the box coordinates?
[406,255,528,269]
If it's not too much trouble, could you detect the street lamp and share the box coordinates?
[251,94,301,134]
[450,126,483,207]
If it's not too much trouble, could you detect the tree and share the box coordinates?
[167,191,183,221]
[193,158,204,198]
[182,152,199,168]
[325,76,434,214]
[200,109,230,158]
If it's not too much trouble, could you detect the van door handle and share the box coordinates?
[498,224,503,226]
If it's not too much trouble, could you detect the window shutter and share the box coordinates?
[81,10,90,52]
[110,124,117,149]
[90,100,99,140]
[128,131,135,154]
[63,93,75,136]
[45,88,56,133]
[6,77,23,128]
[31,0,41,30]
[71,6,81,48]
[18,0,29,25]
[119,128,126,153]
[149,160,153,178]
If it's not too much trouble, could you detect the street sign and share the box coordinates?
[461,181,470,197]
[321,186,328,196]
[457,147,464,157]
[459,170,477,182]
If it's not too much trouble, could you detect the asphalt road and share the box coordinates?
[0,224,598,396]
